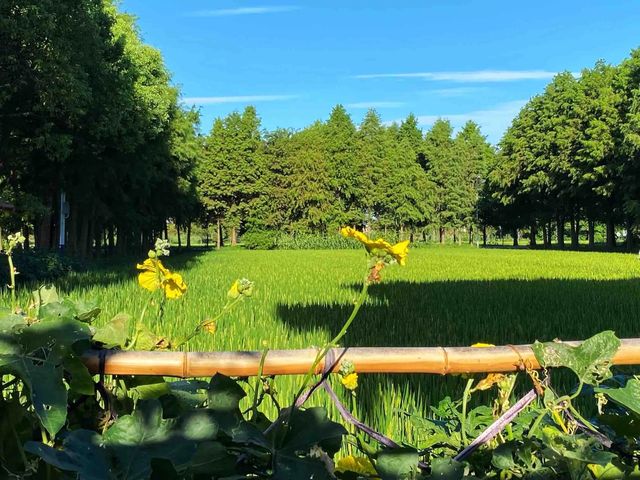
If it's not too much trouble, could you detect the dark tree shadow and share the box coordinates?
[276,278,640,429]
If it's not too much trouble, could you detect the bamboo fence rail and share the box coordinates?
[81,338,640,378]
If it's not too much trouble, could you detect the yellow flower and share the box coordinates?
[336,455,377,476]
[136,258,186,299]
[340,372,358,390]
[228,280,241,299]
[471,342,495,348]
[388,240,409,266]
[203,320,217,334]
[163,272,187,299]
[340,227,410,266]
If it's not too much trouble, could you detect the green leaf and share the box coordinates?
[0,312,26,333]
[429,457,464,479]
[71,298,101,322]
[17,318,92,361]
[123,376,171,401]
[273,452,336,480]
[93,313,131,348]
[492,443,517,470]
[19,356,68,436]
[375,448,420,480]
[189,441,236,476]
[64,355,95,395]
[103,400,200,477]
[596,378,640,416]
[25,430,111,480]
[280,407,346,456]
[532,331,621,385]
[32,285,60,307]
[39,301,76,322]
[207,373,246,433]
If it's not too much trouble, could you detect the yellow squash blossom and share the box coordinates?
[471,342,495,348]
[340,227,410,265]
[340,372,358,390]
[336,455,378,477]
[136,258,186,299]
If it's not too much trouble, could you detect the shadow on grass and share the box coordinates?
[276,278,640,429]
[44,249,212,292]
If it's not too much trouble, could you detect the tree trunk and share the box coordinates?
[22,225,30,250]
[556,214,565,249]
[542,223,549,247]
[626,220,634,251]
[216,219,222,249]
[177,226,182,248]
[108,226,115,255]
[453,229,458,244]
[164,221,169,241]
[482,226,487,246]
[399,224,404,240]
[529,224,537,246]
[439,227,445,244]
[186,222,192,248]
[512,228,519,247]
[231,227,237,246]
[588,220,595,247]
[36,212,52,249]
[570,213,580,249]
[606,217,616,249]
[409,230,414,243]
[468,225,473,244]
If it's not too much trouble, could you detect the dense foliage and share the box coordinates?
[483,51,640,249]
[0,0,201,254]
[198,107,494,246]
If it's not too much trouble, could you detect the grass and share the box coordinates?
[9,245,640,443]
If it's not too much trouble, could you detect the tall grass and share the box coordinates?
[7,245,640,441]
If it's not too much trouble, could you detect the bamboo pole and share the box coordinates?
[81,338,640,378]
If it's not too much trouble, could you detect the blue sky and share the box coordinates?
[120,1,640,144]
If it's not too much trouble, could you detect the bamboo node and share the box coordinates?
[441,347,449,375]
[182,351,188,378]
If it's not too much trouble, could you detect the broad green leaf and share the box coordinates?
[32,285,59,307]
[25,430,112,480]
[0,312,26,333]
[273,452,336,480]
[17,318,91,361]
[207,373,246,433]
[64,355,95,395]
[39,301,76,322]
[596,378,640,416]
[532,331,620,385]
[122,376,171,401]
[429,457,464,479]
[543,429,617,466]
[280,407,346,456]
[492,443,517,470]
[19,356,68,436]
[375,448,420,480]
[71,298,101,322]
[103,400,201,477]
[190,441,236,476]
[93,313,131,348]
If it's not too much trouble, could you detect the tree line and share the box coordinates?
[484,49,640,249]
[3,1,639,254]
[196,105,495,246]
[0,0,200,255]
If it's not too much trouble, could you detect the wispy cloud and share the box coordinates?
[355,70,567,82]
[346,101,405,109]
[182,95,299,105]
[186,6,300,17]
[426,87,484,97]
[384,100,528,143]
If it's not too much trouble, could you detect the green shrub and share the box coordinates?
[241,229,278,250]
[0,249,85,283]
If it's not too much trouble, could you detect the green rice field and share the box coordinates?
[15,246,640,442]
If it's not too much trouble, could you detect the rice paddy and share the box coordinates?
[16,245,640,442]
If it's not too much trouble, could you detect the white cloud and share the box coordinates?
[355,70,571,82]
[346,101,405,109]
[384,100,528,143]
[182,95,299,105]
[426,87,483,97]
[187,6,300,17]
